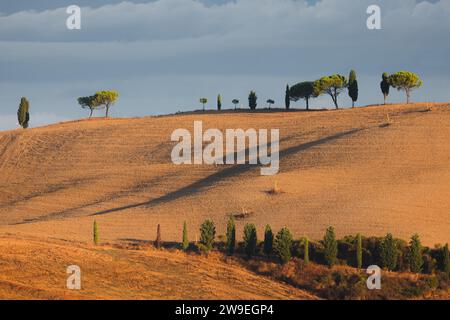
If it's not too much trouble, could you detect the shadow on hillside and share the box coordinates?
[91,127,365,216]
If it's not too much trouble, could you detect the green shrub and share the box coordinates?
[323,226,338,267]
[263,225,273,256]
[303,237,310,265]
[274,227,293,264]
[200,219,216,253]
[380,233,398,271]
[443,243,449,275]
[226,216,236,255]
[243,224,257,257]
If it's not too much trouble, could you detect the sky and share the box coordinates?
[0,0,449,130]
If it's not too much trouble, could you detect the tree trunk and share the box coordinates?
[105,104,110,118]
[352,100,355,108]
[406,90,410,104]
[89,108,93,118]
[306,97,309,110]
[384,94,386,105]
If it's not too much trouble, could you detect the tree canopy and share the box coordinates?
[17,97,30,129]
[289,81,316,110]
[77,95,101,118]
[380,72,390,105]
[314,74,348,109]
[389,71,423,104]
[95,90,119,117]
[348,70,358,108]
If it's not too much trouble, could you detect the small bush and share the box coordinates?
[303,237,310,265]
[155,224,162,249]
[200,219,216,253]
[243,224,257,257]
[274,227,293,264]
[356,233,362,269]
[443,244,450,275]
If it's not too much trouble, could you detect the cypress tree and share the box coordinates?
[93,220,99,246]
[443,243,449,275]
[226,216,236,255]
[348,70,358,108]
[200,219,216,253]
[323,226,338,267]
[407,234,423,273]
[155,224,162,249]
[243,224,257,257]
[303,237,310,265]
[274,227,293,264]
[263,225,274,256]
[248,91,257,110]
[182,221,189,251]
[17,97,30,129]
[380,233,398,271]
[356,233,363,269]
[285,85,290,110]
[217,94,222,111]
[380,73,390,105]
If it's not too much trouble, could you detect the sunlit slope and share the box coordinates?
[0,236,315,300]
[0,103,449,245]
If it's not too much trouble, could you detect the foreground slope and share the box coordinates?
[0,103,449,245]
[0,236,316,299]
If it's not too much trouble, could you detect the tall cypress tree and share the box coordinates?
[93,220,99,246]
[348,70,358,108]
[285,85,290,110]
[407,234,423,273]
[380,233,398,271]
[248,91,257,110]
[243,224,257,257]
[217,94,222,111]
[380,73,390,105]
[226,216,236,255]
[155,224,162,249]
[17,97,30,129]
[356,233,363,269]
[442,243,449,275]
[263,225,274,256]
[323,226,338,267]
[182,221,189,251]
[303,237,310,265]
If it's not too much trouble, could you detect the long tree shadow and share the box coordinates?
[91,127,365,216]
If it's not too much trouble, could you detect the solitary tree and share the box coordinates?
[266,99,275,110]
[95,90,119,117]
[380,73,390,105]
[303,237,310,265]
[314,74,348,109]
[348,70,359,108]
[274,227,293,264]
[182,221,189,251]
[199,98,208,111]
[200,219,216,253]
[93,220,99,246]
[285,85,290,110]
[248,91,257,110]
[323,226,338,267]
[226,216,236,255]
[243,224,257,257]
[155,224,162,249]
[407,234,423,273]
[232,99,239,110]
[356,233,363,269]
[77,96,100,118]
[217,94,222,111]
[380,233,398,271]
[389,71,423,104]
[263,225,274,256]
[17,97,30,129]
[289,81,316,110]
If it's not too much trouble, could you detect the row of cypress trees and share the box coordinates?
[91,219,450,275]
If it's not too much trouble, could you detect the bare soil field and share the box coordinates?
[0,103,448,245]
[0,103,449,299]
